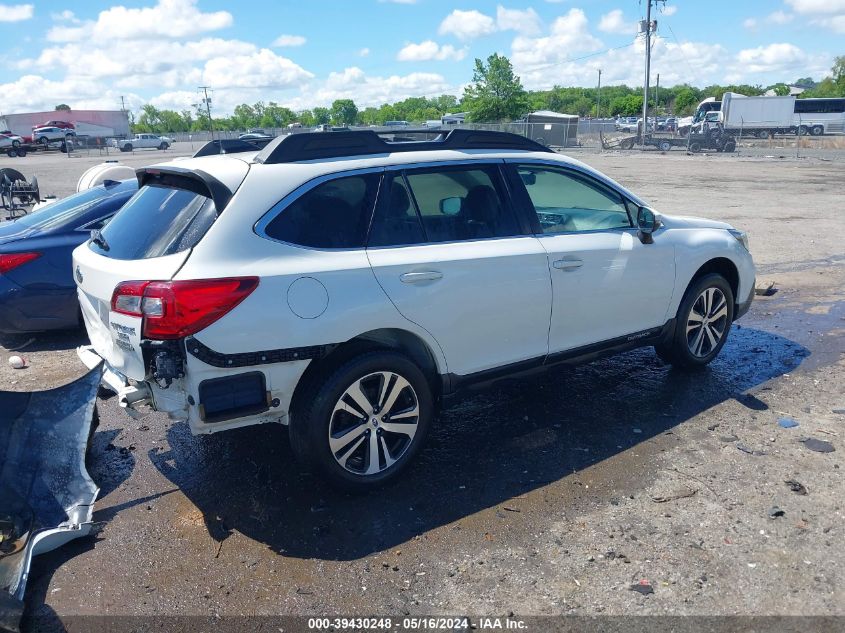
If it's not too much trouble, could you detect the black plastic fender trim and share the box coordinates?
[185,336,336,368]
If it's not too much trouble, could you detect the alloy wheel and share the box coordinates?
[686,287,729,358]
[328,371,420,476]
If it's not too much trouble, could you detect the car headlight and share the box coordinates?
[728,229,749,251]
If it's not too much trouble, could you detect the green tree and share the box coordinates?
[462,53,529,122]
[767,83,790,96]
[55,103,71,111]
[312,107,331,125]
[672,86,700,115]
[330,99,358,125]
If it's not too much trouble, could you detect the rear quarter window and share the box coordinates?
[89,184,216,260]
[262,174,380,249]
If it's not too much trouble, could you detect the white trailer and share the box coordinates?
[719,93,796,138]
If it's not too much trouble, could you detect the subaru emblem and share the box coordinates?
[75,265,83,284]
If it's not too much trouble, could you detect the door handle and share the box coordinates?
[553,258,583,271]
[400,271,443,283]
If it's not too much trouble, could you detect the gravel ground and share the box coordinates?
[1,143,843,630]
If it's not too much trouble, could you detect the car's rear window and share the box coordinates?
[15,181,135,232]
[89,184,216,260]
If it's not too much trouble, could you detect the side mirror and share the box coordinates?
[637,206,659,244]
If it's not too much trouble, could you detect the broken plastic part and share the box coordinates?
[0,366,101,629]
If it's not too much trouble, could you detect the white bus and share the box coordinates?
[793,98,845,136]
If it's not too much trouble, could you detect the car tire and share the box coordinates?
[655,273,734,370]
[159,142,168,150]
[810,125,823,136]
[688,141,702,153]
[658,140,672,151]
[122,144,132,152]
[723,139,736,153]
[37,136,48,145]
[289,351,433,492]
[11,139,20,148]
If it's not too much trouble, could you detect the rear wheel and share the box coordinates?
[159,142,168,150]
[655,273,734,369]
[289,351,433,491]
[810,125,823,136]
[688,141,702,153]
[122,143,132,152]
[722,138,736,153]
[756,130,770,139]
[658,140,672,151]
[37,136,49,145]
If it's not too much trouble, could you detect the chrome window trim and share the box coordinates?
[253,158,528,252]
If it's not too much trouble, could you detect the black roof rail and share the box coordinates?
[254,129,552,164]
[193,138,272,157]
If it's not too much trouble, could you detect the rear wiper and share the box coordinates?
[90,229,110,251]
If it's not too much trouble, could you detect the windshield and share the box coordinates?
[14,181,134,231]
[89,183,217,260]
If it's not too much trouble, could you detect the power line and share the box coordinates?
[522,42,636,76]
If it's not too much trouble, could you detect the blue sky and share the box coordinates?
[0,0,841,115]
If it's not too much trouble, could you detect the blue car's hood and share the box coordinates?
[0,220,37,245]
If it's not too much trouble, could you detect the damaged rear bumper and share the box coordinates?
[0,367,102,630]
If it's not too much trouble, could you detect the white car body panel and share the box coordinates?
[538,229,676,352]
[72,144,755,436]
[367,237,552,375]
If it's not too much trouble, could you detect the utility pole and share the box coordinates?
[640,0,655,145]
[198,86,214,141]
[655,73,660,113]
[119,95,126,112]
[596,69,602,121]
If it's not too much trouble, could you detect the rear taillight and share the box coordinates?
[0,252,40,274]
[111,277,259,340]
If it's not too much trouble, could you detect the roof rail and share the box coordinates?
[193,138,272,157]
[254,129,552,164]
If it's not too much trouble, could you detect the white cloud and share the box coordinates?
[496,6,542,35]
[302,67,452,109]
[767,10,793,24]
[736,42,808,73]
[438,9,497,40]
[816,14,845,31]
[743,17,757,29]
[46,0,232,42]
[397,40,467,62]
[511,8,603,83]
[598,9,636,35]
[661,5,678,16]
[0,3,33,21]
[358,47,371,57]
[272,34,306,47]
[50,9,80,23]
[784,0,845,13]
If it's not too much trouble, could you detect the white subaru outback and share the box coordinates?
[73,130,755,490]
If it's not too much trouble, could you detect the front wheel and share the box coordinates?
[655,273,734,369]
[658,140,672,151]
[289,351,433,491]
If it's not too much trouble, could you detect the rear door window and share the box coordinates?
[402,165,520,243]
[89,184,216,260]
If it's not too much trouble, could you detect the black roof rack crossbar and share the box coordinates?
[193,138,273,157]
[254,129,552,164]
